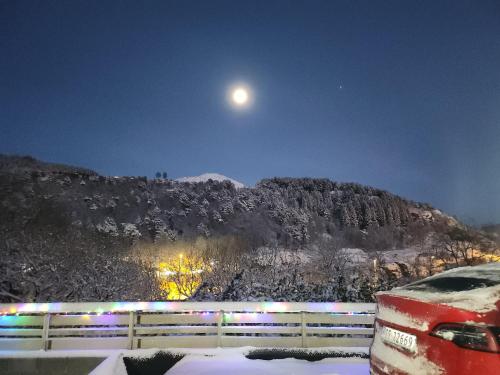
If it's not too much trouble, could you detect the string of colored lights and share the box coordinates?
[0,302,375,317]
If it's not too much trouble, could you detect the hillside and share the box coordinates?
[3,155,490,303]
[0,155,455,250]
[0,154,97,176]
[482,224,500,245]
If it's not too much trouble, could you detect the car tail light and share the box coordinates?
[430,323,500,353]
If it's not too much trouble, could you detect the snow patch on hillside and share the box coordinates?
[342,248,421,265]
[176,173,245,189]
[381,248,421,263]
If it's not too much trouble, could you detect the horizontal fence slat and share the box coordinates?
[223,313,300,324]
[137,336,218,348]
[135,325,217,335]
[0,338,43,350]
[305,313,375,325]
[49,326,129,333]
[139,313,219,325]
[0,328,42,337]
[0,315,44,327]
[49,328,128,337]
[49,337,129,350]
[306,326,374,335]
[50,314,129,326]
[306,336,374,347]
[221,336,303,348]
[222,325,301,335]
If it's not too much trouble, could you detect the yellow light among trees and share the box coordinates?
[158,252,208,300]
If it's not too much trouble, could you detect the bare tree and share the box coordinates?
[0,230,168,303]
[316,235,350,280]
[435,227,487,267]
[199,236,247,295]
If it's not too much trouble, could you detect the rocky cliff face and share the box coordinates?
[0,155,454,250]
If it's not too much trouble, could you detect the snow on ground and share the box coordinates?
[176,173,245,189]
[83,347,369,375]
[380,248,421,264]
[342,248,369,264]
[0,347,369,375]
[255,247,312,264]
[340,247,422,265]
[167,354,368,375]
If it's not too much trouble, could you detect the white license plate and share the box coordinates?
[380,326,417,353]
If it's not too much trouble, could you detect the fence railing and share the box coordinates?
[0,302,375,350]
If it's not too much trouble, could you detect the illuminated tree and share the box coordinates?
[435,227,489,267]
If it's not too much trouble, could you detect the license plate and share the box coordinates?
[380,325,417,353]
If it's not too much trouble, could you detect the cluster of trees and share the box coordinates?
[137,177,443,250]
[0,229,167,303]
[183,237,408,302]
[0,224,497,303]
[134,225,498,303]
[155,171,168,179]
[259,178,417,228]
[428,226,498,269]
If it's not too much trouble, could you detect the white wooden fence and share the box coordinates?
[0,302,375,350]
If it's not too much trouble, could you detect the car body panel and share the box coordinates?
[370,264,500,375]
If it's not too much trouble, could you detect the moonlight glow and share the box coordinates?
[232,88,249,105]
[227,83,253,110]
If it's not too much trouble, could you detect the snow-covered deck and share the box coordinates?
[164,353,368,375]
[0,347,369,374]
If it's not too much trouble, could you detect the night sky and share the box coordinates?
[1,0,499,224]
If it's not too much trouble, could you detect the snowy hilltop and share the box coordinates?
[176,173,245,189]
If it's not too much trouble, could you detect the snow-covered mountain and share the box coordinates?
[176,173,245,189]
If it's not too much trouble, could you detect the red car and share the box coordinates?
[370,263,500,375]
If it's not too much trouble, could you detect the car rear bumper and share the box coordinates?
[370,354,408,375]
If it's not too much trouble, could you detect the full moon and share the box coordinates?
[232,87,249,105]
[227,83,253,110]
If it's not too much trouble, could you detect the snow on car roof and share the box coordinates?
[378,263,500,313]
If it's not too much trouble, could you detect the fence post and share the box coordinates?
[42,313,51,351]
[217,310,224,347]
[127,311,136,350]
[301,311,306,348]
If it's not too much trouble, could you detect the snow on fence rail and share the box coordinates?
[0,302,375,351]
